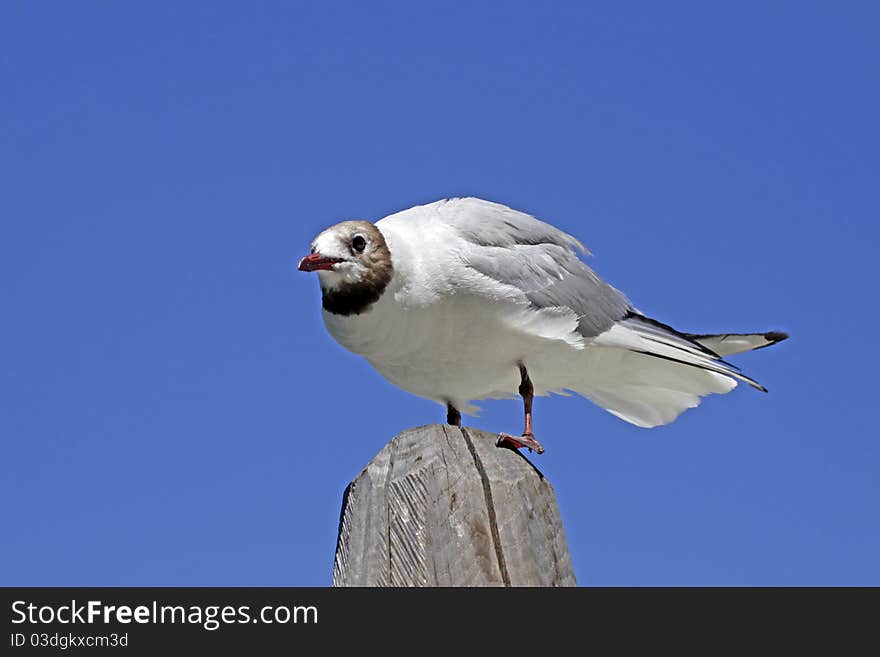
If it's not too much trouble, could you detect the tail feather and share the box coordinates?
[613,314,766,391]
[574,315,787,428]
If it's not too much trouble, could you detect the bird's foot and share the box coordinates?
[497,432,545,455]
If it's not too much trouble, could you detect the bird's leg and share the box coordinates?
[446,403,461,427]
[497,364,545,454]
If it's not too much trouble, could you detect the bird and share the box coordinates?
[298,197,787,454]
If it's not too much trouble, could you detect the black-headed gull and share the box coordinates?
[298,198,787,453]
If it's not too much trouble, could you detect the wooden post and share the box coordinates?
[332,424,577,587]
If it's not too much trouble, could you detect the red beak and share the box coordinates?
[298,253,344,272]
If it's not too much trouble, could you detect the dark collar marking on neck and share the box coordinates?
[322,278,389,316]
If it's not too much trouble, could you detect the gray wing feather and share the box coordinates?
[441,197,587,252]
[440,198,632,337]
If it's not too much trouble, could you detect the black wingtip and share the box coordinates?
[764,331,789,344]
[749,331,789,351]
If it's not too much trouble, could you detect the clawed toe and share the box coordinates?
[497,432,545,455]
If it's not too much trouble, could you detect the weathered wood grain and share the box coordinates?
[332,424,576,587]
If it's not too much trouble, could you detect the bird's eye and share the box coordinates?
[351,234,367,253]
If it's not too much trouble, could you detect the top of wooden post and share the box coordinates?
[332,424,576,587]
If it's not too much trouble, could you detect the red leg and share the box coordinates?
[497,364,545,454]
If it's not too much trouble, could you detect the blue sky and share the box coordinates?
[2,1,877,586]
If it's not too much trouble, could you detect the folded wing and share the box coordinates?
[433,197,784,428]
[439,197,632,339]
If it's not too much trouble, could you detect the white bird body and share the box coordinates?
[301,198,786,431]
[324,278,577,413]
